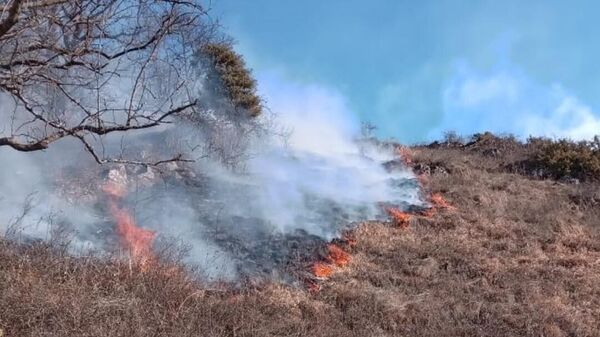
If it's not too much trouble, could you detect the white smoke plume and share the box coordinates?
[0,72,423,281]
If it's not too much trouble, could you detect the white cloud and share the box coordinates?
[451,72,520,107]
[433,61,600,140]
[522,95,600,140]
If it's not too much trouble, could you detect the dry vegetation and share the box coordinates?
[526,136,600,182]
[2,135,600,336]
[200,43,263,118]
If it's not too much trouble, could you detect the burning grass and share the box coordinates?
[308,244,351,283]
[109,203,156,265]
[103,181,156,268]
[386,207,411,228]
[326,244,351,267]
[3,139,600,336]
[396,145,414,166]
[428,192,454,210]
[312,262,334,279]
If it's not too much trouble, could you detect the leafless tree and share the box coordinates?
[0,0,221,165]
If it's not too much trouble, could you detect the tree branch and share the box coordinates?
[0,0,24,38]
[0,0,219,166]
[0,101,196,152]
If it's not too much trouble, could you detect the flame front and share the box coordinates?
[396,146,413,166]
[327,244,351,267]
[429,193,453,209]
[309,244,350,284]
[386,207,411,228]
[103,181,156,267]
[312,263,334,279]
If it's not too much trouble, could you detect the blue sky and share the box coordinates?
[213,0,600,143]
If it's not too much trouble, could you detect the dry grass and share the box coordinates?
[0,242,347,337]
[2,143,600,336]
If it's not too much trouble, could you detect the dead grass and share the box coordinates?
[3,143,600,336]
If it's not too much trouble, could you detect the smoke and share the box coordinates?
[0,142,99,250]
[0,72,423,281]
[238,75,420,237]
[430,51,600,141]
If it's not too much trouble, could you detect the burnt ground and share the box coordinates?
[2,141,600,336]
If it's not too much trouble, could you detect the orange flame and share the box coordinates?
[103,181,155,268]
[109,203,156,265]
[327,244,351,267]
[312,262,334,279]
[419,208,436,218]
[396,146,413,166]
[430,193,453,209]
[386,207,411,228]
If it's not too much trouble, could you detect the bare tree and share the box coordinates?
[0,0,221,164]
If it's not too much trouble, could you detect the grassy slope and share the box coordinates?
[2,143,600,337]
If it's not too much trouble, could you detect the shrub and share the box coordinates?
[527,136,600,181]
[199,43,262,117]
[442,131,464,145]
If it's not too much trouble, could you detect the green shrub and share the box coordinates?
[527,136,600,181]
[443,131,464,145]
[200,43,262,117]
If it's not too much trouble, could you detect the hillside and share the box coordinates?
[1,136,600,337]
